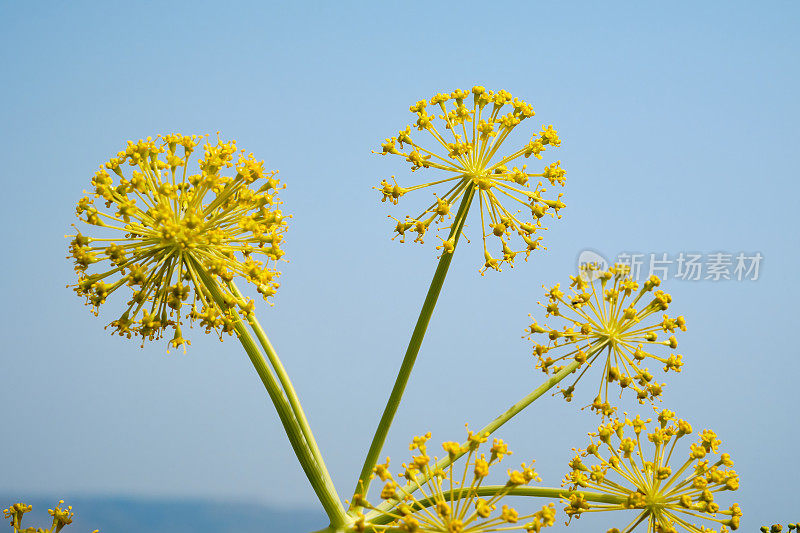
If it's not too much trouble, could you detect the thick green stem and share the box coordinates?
[350,184,476,509]
[365,353,599,519]
[368,486,624,526]
[228,281,344,521]
[195,264,347,526]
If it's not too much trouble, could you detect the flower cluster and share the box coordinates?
[562,410,741,533]
[526,264,685,415]
[68,134,287,351]
[354,430,556,533]
[375,86,566,273]
[58,88,751,533]
[3,500,98,533]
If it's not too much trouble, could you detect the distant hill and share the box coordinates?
[0,495,327,533]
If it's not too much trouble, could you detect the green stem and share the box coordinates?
[365,354,598,519]
[470,359,583,438]
[368,486,624,526]
[228,280,344,521]
[194,264,347,526]
[350,184,476,510]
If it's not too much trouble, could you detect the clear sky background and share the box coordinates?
[1,1,798,531]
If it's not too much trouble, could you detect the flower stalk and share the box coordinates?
[350,184,475,511]
[363,355,590,520]
[196,264,347,526]
[227,280,344,520]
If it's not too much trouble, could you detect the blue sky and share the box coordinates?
[1,1,798,531]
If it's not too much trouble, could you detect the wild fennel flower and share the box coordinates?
[3,500,98,533]
[562,410,742,533]
[526,264,685,416]
[3,504,33,532]
[354,430,556,533]
[376,86,566,273]
[68,134,287,351]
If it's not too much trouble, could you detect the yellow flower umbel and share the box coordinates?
[526,265,685,415]
[354,430,557,533]
[68,134,287,351]
[3,500,99,533]
[376,86,566,273]
[562,410,742,533]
